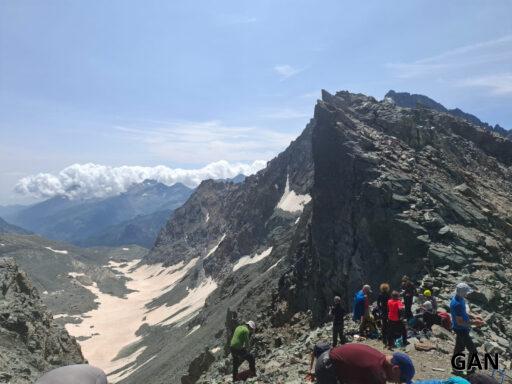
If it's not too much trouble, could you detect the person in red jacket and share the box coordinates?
[387,290,408,348]
[314,343,415,384]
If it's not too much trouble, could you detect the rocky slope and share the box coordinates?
[198,312,512,383]
[118,89,512,384]
[0,217,30,235]
[385,90,511,138]
[0,233,146,317]
[0,257,84,383]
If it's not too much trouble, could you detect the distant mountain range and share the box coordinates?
[0,216,31,235]
[385,90,511,138]
[3,180,193,247]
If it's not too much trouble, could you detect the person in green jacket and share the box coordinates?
[230,320,256,381]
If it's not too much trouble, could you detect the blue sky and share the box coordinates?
[1,1,512,204]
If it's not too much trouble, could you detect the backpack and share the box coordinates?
[438,311,452,331]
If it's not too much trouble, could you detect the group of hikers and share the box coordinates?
[34,277,499,384]
[229,277,500,383]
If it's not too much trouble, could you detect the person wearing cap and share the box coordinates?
[35,364,107,384]
[387,290,408,348]
[314,343,415,384]
[329,295,346,346]
[421,300,441,330]
[230,320,256,381]
[353,284,372,335]
[423,289,437,311]
[450,283,484,375]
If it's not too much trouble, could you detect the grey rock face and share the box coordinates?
[0,257,84,383]
[385,90,512,139]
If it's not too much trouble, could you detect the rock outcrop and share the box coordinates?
[110,89,512,383]
[385,90,512,138]
[0,257,84,383]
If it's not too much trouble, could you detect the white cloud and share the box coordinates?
[15,160,266,200]
[274,64,303,80]
[458,73,512,95]
[113,120,295,164]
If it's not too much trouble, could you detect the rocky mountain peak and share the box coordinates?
[0,257,84,383]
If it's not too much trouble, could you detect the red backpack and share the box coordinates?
[438,311,452,331]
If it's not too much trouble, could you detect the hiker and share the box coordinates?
[450,283,484,375]
[329,296,346,346]
[353,284,372,335]
[230,320,257,382]
[423,289,437,311]
[35,364,107,384]
[466,373,500,384]
[401,276,416,319]
[307,341,331,381]
[422,301,441,330]
[377,283,391,347]
[314,343,415,384]
[387,290,408,348]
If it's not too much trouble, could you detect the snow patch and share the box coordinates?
[205,212,210,223]
[65,257,198,380]
[186,324,201,336]
[205,234,226,259]
[0,243,5,247]
[122,247,130,251]
[45,246,68,255]
[68,272,86,278]
[151,277,217,326]
[211,347,221,354]
[106,346,147,383]
[42,290,48,295]
[233,247,273,272]
[276,175,311,213]
[266,258,283,272]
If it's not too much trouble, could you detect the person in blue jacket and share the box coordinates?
[353,284,372,334]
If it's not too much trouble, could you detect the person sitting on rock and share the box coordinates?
[450,283,484,375]
[387,290,408,348]
[421,301,441,330]
[353,284,372,335]
[230,320,257,382]
[329,295,346,346]
[314,343,415,384]
[423,289,437,311]
[307,341,331,381]
[35,364,107,384]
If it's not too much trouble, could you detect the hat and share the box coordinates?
[455,283,473,296]
[362,284,372,294]
[391,352,415,384]
[246,320,256,330]
[423,289,432,297]
[423,301,433,312]
[334,296,341,303]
